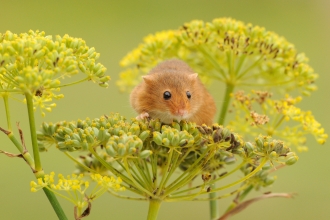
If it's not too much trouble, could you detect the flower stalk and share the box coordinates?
[147,199,162,220]
[25,92,42,172]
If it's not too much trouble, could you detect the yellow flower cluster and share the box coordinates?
[275,95,328,145]
[230,91,327,151]
[90,173,125,192]
[50,173,89,193]
[0,30,109,115]
[117,18,318,96]
[30,172,125,210]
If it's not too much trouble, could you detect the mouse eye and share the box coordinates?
[163,91,171,100]
[186,91,191,99]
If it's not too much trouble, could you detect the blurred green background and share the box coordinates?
[0,0,329,219]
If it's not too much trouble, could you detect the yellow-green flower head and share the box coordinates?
[230,91,327,151]
[117,18,317,96]
[0,30,109,114]
[90,174,125,192]
[30,172,125,215]
[36,113,299,203]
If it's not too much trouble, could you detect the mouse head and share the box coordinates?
[141,71,202,124]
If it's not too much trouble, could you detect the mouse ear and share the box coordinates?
[189,73,199,81]
[142,75,154,85]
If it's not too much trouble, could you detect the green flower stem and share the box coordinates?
[57,77,89,88]
[25,92,42,172]
[42,188,69,220]
[143,160,152,184]
[217,83,235,125]
[151,151,159,187]
[131,160,153,191]
[3,94,12,131]
[224,185,254,213]
[168,158,266,201]
[88,146,137,189]
[199,46,227,80]
[273,115,286,130]
[164,148,213,197]
[123,159,154,197]
[156,149,174,196]
[172,161,245,196]
[213,82,235,220]
[235,54,247,75]
[107,189,147,201]
[164,148,208,194]
[236,56,263,80]
[6,132,35,169]
[162,151,180,188]
[187,184,249,202]
[118,160,144,183]
[209,184,219,220]
[209,161,246,184]
[117,160,148,190]
[25,92,68,219]
[213,158,267,192]
[147,199,162,220]
[226,51,234,77]
[64,152,96,173]
[0,89,22,93]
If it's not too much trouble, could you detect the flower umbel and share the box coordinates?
[0,30,109,115]
[230,91,328,151]
[37,113,298,205]
[30,172,125,216]
[118,18,318,96]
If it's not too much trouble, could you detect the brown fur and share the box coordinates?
[130,59,216,125]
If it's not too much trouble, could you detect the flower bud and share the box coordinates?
[81,140,89,150]
[134,140,143,150]
[129,123,140,136]
[180,121,189,131]
[86,134,94,144]
[54,133,65,142]
[162,138,170,147]
[222,128,231,140]
[117,143,126,156]
[139,130,150,141]
[269,151,277,159]
[71,133,81,142]
[63,127,73,135]
[171,134,180,146]
[172,121,181,131]
[285,155,298,165]
[153,132,162,145]
[106,144,117,157]
[264,176,276,186]
[42,122,49,134]
[196,126,206,135]
[139,150,153,159]
[245,142,254,153]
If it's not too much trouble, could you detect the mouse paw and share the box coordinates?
[136,112,150,120]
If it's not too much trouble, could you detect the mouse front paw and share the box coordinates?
[136,112,150,120]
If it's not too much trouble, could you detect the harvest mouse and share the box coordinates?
[130,59,216,125]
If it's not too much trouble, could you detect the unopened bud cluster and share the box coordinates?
[37,113,298,202]
[0,30,109,115]
[118,18,317,96]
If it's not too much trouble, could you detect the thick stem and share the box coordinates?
[43,188,68,220]
[25,92,68,219]
[217,83,235,125]
[147,199,162,220]
[209,184,219,220]
[211,82,235,219]
[3,94,12,131]
[25,92,42,171]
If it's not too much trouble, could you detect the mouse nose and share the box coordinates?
[177,109,187,116]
